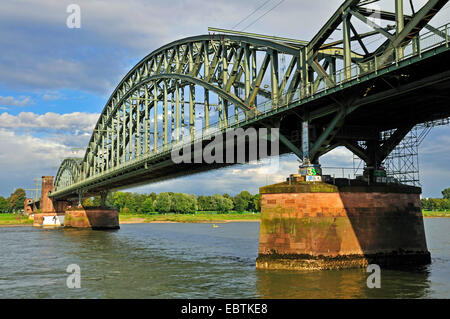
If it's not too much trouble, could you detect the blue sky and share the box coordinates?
[0,0,449,199]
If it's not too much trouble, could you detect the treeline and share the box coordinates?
[84,190,261,214]
[0,189,26,213]
[421,187,450,211]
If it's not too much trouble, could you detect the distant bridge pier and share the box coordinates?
[32,176,119,230]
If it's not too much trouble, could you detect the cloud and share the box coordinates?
[42,93,63,101]
[0,95,34,107]
[0,0,346,94]
[1,0,448,95]
[0,111,99,133]
[131,152,342,196]
[0,128,72,196]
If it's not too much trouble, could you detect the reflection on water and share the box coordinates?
[0,219,448,298]
[256,266,432,299]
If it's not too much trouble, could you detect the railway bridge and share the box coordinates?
[33,0,450,270]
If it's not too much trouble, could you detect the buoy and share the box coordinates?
[213,224,219,228]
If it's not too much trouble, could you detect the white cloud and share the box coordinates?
[0,128,73,196]
[0,95,33,107]
[42,93,63,101]
[0,111,99,133]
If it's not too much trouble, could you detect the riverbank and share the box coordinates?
[0,214,33,226]
[422,210,450,217]
[118,212,261,224]
[1,210,448,227]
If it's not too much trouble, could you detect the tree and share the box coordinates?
[0,196,8,213]
[253,194,262,212]
[154,192,172,214]
[83,197,95,207]
[9,188,26,213]
[198,195,216,211]
[234,191,253,212]
[421,198,431,210]
[171,193,197,214]
[141,197,155,214]
[213,194,233,213]
[113,192,129,210]
[442,188,450,200]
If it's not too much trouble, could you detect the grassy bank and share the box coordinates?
[422,210,450,217]
[119,212,261,223]
[2,210,445,227]
[0,214,33,226]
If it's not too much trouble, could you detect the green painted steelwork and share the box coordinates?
[51,0,450,198]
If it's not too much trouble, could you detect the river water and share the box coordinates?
[0,218,449,299]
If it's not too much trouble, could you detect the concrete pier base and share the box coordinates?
[64,208,120,230]
[256,180,431,271]
[33,213,65,228]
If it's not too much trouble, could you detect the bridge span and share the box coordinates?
[32,0,450,270]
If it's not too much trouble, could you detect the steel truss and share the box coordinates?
[53,0,450,195]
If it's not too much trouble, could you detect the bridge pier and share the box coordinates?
[256,174,430,271]
[64,208,119,230]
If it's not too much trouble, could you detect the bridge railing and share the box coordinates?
[330,23,450,92]
[55,23,450,194]
[245,23,450,118]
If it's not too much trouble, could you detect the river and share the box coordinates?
[0,218,449,298]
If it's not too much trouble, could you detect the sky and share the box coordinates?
[0,0,449,199]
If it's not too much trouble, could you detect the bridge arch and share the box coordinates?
[54,158,82,192]
[77,34,307,181]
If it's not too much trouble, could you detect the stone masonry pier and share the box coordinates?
[256,180,431,271]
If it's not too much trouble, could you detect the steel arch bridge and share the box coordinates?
[51,0,450,202]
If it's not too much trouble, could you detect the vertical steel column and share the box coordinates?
[302,120,309,162]
[329,57,336,83]
[171,91,175,143]
[116,110,120,166]
[153,83,158,153]
[244,44,251,100]
[251,49,257,106]
[222,43,228,89]
[122,103,126,164]
[188,43,195,141]
[101,134,105,173]
[342,12,352,81]
[204,89,209,131]
[136,91,141,157]
[129,99,133,161]
[234,87,239,123]
[175,46,181,142]
[163,80,168,149]
[395,0,405,59]
[175,81,180,142]
[189,84,195,141]
[204,40,210,79]
[204,41,210,132]
[92,147,96,176]
[145,86,149,154]
[108,128,111,169]
[181,86,185,140]
[221,46,228,128]
[222,99,228,128]
[270,50,279,108]
[300,48,309,97]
